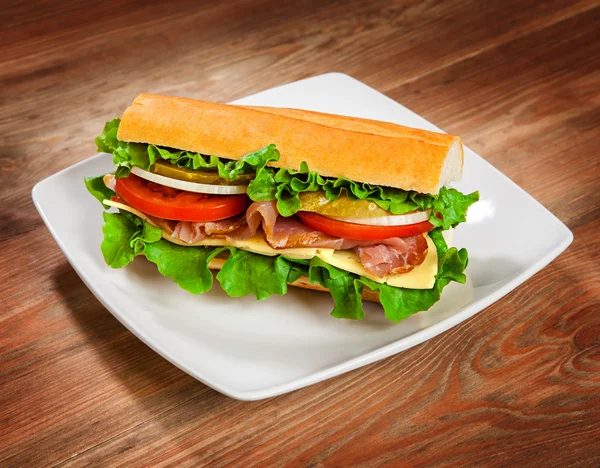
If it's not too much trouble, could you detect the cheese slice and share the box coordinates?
[104,199,438,288]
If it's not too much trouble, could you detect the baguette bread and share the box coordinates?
[206,257,381,303]
[118,94,463,194]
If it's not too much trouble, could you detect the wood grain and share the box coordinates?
[1,0,599,466]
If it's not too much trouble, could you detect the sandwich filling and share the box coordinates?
[104,174,429,278]
[85,118,479,322]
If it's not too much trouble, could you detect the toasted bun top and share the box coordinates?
[117,94,463,194]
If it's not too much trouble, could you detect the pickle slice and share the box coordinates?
[298,191,391,217]
[150,160,254,186]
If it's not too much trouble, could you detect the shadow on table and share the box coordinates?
[52,262,231,408]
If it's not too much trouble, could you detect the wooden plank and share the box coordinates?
[1,0,599,466]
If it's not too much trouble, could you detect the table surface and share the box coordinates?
[2,0,599,466]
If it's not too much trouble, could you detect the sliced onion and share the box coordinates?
[131,167,248,195]
[329,210,430,226]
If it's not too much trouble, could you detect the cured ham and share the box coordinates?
[172,221,205,244]
[245,200,278,238]
[204,213,247,235]
[169,213,246,243]
[355,236,428,277]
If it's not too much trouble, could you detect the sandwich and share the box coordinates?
[85,94,479,322]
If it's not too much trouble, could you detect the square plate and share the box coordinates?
[33,73,573,400]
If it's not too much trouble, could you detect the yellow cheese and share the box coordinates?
[105,200,162,225]
[104,199,437,288]
[169,233,327,260]
[235,235,335,260]
[167,236,231,247]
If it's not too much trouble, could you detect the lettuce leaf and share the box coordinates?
[248,161,479,229]
[97,211,469,322]
[101,212,139,268]
[99,210,221,293]
[307,257,366,320]
[100,210,161,267]
[216,248,294,299]
[95,118,149,178]
[94,118,120,153]
[414,188,480,230]
[144,241,223,294]
[84,175,115,209]
[300,228,469,322]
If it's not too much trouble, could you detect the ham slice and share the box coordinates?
[256,202,345,249]
[168,201,277,244]
[204,213,247,235]
[172,221,206,243]
[355,236,428,277]
[170,213,246,243]
[240,200,279,240]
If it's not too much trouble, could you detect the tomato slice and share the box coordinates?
[114,174,248,222]
[296,211,434,240]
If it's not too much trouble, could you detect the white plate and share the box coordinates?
[33,73,573,400]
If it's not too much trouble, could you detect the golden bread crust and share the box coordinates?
[118,94,463,194]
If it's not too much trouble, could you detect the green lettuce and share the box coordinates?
[96,119,478,228]
[100,211,162,268]
[101,212,139,268]
[301,228,468,322]
[248,161,479,229]
[95,118,149,179]
[144,241,223,294]
[307,257,366,320]
[96,208,468,322]
[84,174,115,208]
[216,248,294,299]
[99,210,221,294]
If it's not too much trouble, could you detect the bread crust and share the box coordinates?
[207,257,380,303]
[118,94,463,194]
[242,106,454,143]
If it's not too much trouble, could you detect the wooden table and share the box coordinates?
[2,0,599,466]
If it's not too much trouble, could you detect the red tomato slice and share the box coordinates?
[114,174,248,222]
[296,211,434,240]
